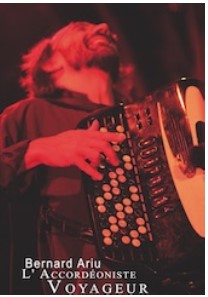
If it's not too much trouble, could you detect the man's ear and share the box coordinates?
[33,46,67,97]
[41,50,66,75]
[20,39,67,97]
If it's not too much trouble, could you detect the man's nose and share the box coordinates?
[93,23,110,34]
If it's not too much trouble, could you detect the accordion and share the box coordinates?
[78,78,205,276]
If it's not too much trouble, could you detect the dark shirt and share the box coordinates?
[0,93,106,223]
[0,93,109,294]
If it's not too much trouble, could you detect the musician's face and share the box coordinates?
[52,22,119,78]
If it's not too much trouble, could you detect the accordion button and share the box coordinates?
[116,211,125,219]
[124,162,133,171]
[129,185,138,193]
[124,206,133,214]
[140,147,157,158]
[150,186,166,198]
[104,192,112,200]
[122,236,131,245]
[132,238,141,248]
[115,203,124,211]
[143,157,159,168]
[110,179,119,187]
[108,216,117,224]
[131,193,140,201]
[123,198,132,206]
[116,167,124,175]
[118,219,127,228]
[95,196,105,205]
[122,155,131,162]
[118,175,127,183]
[136,217,145,226]
[103,237,113,246]
[138,226,147,234]
[110,224,119,233]
[148,175,163,187]
[130,230,139,238]
[152,196,169,208]
[102,184,111,192]
[138,137,156,148]
[147,165,162,175]
[100,127,108,132]
[97,205,106,213]
[109,171,117,179]
[116,125,125,133]
[112,187,121,195]
[102,229,111,237]
[112,144,120,152]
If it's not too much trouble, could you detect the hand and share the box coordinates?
[25,120,125,180]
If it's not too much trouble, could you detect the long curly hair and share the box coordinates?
[20,38,57,98]
[20,22,136,102]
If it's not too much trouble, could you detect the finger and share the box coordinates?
[80,148,101,167]
[88,154,101,168]
[76,157,103,181]
[100,142,120,166]
[90,131,126,143]
[87,140,120,167]
[90,157,101,168]
[63,129,125,145]
[88,119,100,131]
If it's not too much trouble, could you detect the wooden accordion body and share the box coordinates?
[78,79,205,278]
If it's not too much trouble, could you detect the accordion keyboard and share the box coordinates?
[81,104,158,271]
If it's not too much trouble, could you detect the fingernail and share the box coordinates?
[118,133,126,140]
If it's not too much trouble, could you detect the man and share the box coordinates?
[0,21,132,295]
[1,21,205,295]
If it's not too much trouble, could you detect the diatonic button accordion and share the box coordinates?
[78,79,204,276]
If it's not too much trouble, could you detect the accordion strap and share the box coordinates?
[39,206,94,244]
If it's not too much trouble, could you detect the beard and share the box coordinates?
[87,53,120,82]
[63,38,120,82]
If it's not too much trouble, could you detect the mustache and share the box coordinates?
[84,32,118,50]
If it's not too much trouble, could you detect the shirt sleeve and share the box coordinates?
[0,105,35,189]
[0,140,30,188]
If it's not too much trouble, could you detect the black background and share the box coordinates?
[0,3,204,111]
